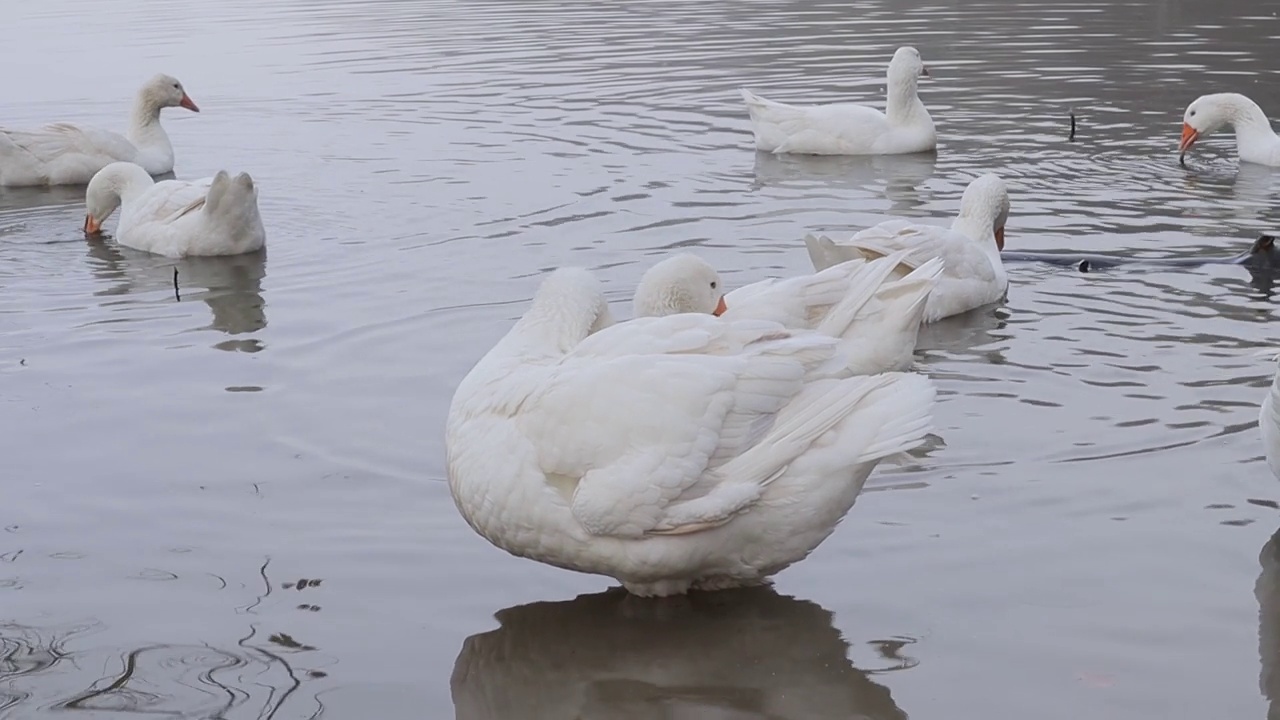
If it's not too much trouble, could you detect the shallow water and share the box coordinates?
[4,0,1280,717]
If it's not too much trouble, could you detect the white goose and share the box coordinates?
[805,173,1010,323]
[740,47,935,156]
[633,252,943,375]
[446,267,936,597]
[1180,93,1280,167]
[1260,351,1280,481]
[84,161,266,258]
[0,74,199,187]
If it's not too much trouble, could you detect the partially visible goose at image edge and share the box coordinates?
[1180,93,1280,167]
[0,74,199,187]
[1259,348,1280,481]
[632,251,943,376]
[740,46,936,156]
[445,267,936,597]
[84,161,266,258]
[805,173,1010,323]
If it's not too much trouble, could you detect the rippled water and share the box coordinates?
[4,0,1280,717]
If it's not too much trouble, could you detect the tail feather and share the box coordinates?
[815,250,913,339]
[202,170,233,217]
[650,371,936,535]
[804,232,868,272]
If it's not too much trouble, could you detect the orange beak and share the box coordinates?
[83,214,101,235]
[180,93,200,112]
[921,66,930,78]
[994,226,1005,251]
[713,296,727,317]
[1179,123,1199,154]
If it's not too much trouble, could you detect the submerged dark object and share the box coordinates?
[1001,233,1280,273]
[1068,110,1076,142]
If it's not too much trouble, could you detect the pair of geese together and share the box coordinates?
[446,174,1011,597]
[742,46,1280,166]
[0,74,265,257]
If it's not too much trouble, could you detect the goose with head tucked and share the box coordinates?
[84,161,266,258]
[633,251,942,375]
[805,173,1010,322]
[1180,93,1280,167]
[446,267,936,597]
[740,47,935,156]
[0,74,199,187]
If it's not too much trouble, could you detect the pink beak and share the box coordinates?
[180,93,199,112]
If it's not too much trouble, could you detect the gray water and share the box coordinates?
[3,0,1280,717]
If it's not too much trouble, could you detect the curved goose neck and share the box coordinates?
[126,88,174,170]
[1220,94,1279,144]
[886,73,928,127]
[94,163,155,206]
[495,271,613,361]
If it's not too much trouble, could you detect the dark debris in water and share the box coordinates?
[1248,498,1280,510]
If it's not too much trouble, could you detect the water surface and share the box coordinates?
[4,0,1280,717]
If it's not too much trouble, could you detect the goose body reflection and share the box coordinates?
[84,242,268,346]
[1257,530,1280,717]
[750,152,938,214]
[452,587,908,720]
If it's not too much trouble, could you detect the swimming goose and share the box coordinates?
[633,252,942,375]
[84,161,265,258]
[1180,93,1280,167]
[0,74,199,187]
[446,267,936,596]
[805,173,1010,322]
[740,47,935,156]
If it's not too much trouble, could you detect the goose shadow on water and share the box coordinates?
[1257,529,1280,719]
[84,240,269,351]
[750,151,939,215]
[451,586,910,720]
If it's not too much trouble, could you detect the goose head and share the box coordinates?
[887,46,930,83]
[1179,92,1272,155]
[139,74,199,114]
[633,253,727,318]
[955,173,1010,250]
[83,162,154,235]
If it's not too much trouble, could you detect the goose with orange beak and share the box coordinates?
[632,249,942,376]
[803,173,1010,323]
[1179,93,1280,167]
[0,73,200,187]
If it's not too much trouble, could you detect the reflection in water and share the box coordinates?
[83,242,269,350]
[752,151,939,214]
[452,587,907,720]
[1259,530,1280,719]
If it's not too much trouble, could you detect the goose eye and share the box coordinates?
[173,83,180,89]
[710,281,717,289]
[1190,110,1196,116]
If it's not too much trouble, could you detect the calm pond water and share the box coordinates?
[4,0,1280,717]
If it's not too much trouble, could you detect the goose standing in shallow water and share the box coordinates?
[740,47,935,156]
[445,267,936,597]
[0,74,199,187]
[805,173,1010,322]
[1180,93,1280,167]
[84,161,266,258]
[632,252,942,375]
